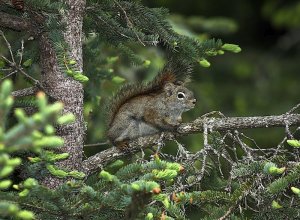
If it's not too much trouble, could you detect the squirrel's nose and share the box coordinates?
[192,99,196,104]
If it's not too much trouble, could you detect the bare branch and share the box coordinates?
[11,87,39,97]
[18,67,41,85]
[1,30,15,63]
[287,103,300,114]
[218,205,236,220]
[178,113,300,133]
[82,112,300,174]
[0,12,32,31]
[218,181,253,220]
[84,141,110,147]
[18,39,24,66]
[0,69,18,80]
[0,32,42,87]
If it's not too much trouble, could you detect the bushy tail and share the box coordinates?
[105,59,193,127]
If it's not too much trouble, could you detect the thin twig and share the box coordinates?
[18,67,41,85]
[96,14,131,40]
[218,205,236,220]
[0,30,15,63]
[0,70,18,81]
[274,127,300,157]
[287,103,300,114]
[0,54,13,66]
[18,39,24,66]
[174,124,210,192]
[84,141,110,147]
[114,0,146,46]
[11,86,39,97]
[239,132,267,156]
[0,32,42,87]
[0,68,13,71]
[197,123,209,182]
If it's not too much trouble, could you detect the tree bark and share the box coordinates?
[38,0,86,188]
[0,0,86,188]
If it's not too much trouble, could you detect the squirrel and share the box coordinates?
[106,61,196,147]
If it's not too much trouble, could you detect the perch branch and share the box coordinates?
[82,112,300,174]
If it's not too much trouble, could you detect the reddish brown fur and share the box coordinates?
[106,62,191,128]
[12,0,24,10]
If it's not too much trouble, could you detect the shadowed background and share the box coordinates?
[83,0,300,156]
[1,0,299,160]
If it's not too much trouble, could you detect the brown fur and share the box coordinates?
[106,61,191,127]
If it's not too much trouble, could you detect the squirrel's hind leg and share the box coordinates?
[113,120,139,150]
[114,120,139,142]
[114,120,159,143]
[138,121,160,136]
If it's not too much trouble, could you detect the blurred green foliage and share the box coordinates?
[0,80,76,220]
[1,0,299,164]
[80,0,300,156]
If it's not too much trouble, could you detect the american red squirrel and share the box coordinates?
[106,61,196,147]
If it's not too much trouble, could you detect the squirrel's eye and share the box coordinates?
[177,92,185,99]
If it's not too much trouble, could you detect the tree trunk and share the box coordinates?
[39,0,86,188]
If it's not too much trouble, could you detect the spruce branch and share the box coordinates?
[0,12,32,31]
[82,108,300,174]
[11,86,39,97]
[113,0,146,46]
[218,181,253,220]
[0,31,43,88]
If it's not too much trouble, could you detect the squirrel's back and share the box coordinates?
[106,61,192,127]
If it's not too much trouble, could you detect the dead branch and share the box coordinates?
[0,12,32,31]
[82,111,300,174]
[0,31,43,87]
[11,87,39,97]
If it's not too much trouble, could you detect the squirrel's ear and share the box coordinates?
[164,82,175,96]
[175,80,184,86]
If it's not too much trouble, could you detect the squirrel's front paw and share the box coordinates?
[177,116,182,123]
[164,116,181,126]
[115,141,130,151]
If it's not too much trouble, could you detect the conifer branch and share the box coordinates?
[82,109,300,174]
[11,87,39,97]
[113,0,146,46]
[218,181,253,220]
[0,12,32,31]
[0,31,43,88]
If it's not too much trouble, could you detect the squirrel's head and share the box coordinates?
[163,82,196,112]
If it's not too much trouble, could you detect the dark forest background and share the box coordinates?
[1,0,299,153]
[84,0,300,156]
